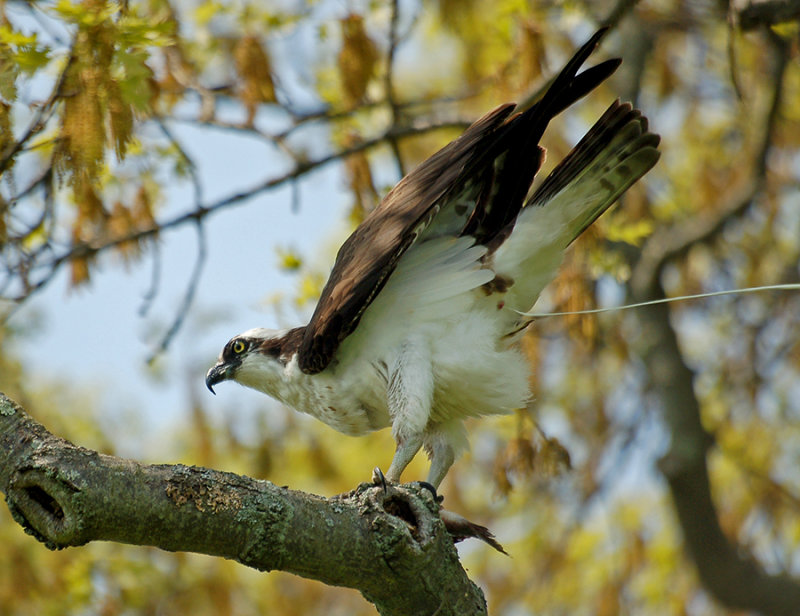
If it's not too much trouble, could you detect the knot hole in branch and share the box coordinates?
[23,484,65,521]
[8,469,80,547]
[383,494,420,538]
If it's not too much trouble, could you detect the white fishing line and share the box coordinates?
[518,283,800,318]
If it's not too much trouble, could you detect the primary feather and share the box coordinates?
[206,29,660,488]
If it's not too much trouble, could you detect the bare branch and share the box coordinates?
[1,118,470,315]
[146,220,206,363]
[135,119,209,352]
[384,0,406,178]
[737,0,800,30]
[0,392,487,616]
[156,118,205,205]
[601,0,645,30]
[277,92,480,142]
[629,32,800,615]
[137,241,162,317]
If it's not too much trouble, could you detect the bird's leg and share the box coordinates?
[425,440,455,490]
[384,337,433,484]
[385,432,424,483]
[423,421,465,490]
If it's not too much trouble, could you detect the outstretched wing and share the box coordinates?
[297,28,619,374]
[492,100,661,314]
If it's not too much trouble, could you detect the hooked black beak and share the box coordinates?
[205,363,231,394]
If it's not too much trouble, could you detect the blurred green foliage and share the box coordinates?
[2,0,800,614]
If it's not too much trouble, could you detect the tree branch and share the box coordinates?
[0,118,470,316]
[0,392,486,616]
[737,0,800,30]
[145,219,206,363]
[384,0,407,178]
[629,280,800,615]
[628,30,800,615]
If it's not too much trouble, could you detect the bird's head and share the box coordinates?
[205,327,301,396]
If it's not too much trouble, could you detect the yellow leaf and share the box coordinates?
[337,14,378,108]
[131,185,156,231]
[276,247,302,271]
[108,201,140,261]
[233,34,276,124]
[296,272,324,306]
[70,252,92,288]
[605,219,654,247]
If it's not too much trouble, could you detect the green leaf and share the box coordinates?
[15,45,52,74]
[605,219,654,247]
[114,48,154,111]
[0,25,38,46]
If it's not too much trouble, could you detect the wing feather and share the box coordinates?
[298,27,621,374]
[335,236,494,366]
[492,100,661,313]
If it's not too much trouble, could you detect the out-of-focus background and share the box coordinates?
[2,0,800,614]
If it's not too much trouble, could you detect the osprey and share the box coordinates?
[206,28,660,489]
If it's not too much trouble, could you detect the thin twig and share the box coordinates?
[156,118,205,205]
[138,241,162,318]
[277,93,479,141]
[601,0,644,29]
[139,119,206,350]
[146,219,206,364]
[384,0,406,178]
[0,47,75,175]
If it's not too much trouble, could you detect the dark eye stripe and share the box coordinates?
[258,339,282,358]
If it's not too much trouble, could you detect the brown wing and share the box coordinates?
[297,28,618,374]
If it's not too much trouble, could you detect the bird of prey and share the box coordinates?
[206,28,660,490]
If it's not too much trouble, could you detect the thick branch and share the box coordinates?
[628,30,800,615]
[737,0,800,30]
[0,393,486,616]
[629,283,800,615]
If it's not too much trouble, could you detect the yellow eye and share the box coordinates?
[232,340,246,354]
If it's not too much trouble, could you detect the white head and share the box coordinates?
[205,327,304,398]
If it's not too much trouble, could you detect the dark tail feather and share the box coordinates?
[489,100,659,319]
[527,99,661,243]
[531,27,619,118]
[468,28,621,243]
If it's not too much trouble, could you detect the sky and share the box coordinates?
[8,108,353,452]
[3,1,367,455]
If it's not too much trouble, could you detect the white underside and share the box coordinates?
[227,105,656,486]
[233,207,583,486]
[240,226,571,434]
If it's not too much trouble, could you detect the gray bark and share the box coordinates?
[0,393,486,616]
